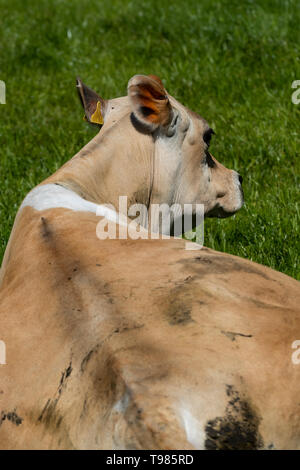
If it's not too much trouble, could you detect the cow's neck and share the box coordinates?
[44,125,155,219]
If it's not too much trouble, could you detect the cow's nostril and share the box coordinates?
[238,174,243,185]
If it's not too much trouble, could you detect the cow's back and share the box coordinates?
[0,207,300,449]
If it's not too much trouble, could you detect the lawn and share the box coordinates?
[0,0,299,279]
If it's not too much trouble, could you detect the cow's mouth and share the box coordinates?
[206,206,237,218]
[206,184,244,219]
[206,194,244,219]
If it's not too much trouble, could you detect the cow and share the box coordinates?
[0,74,299,450]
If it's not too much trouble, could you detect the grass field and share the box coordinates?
[0,0,299,279]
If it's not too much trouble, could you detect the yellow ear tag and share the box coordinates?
[90,101,104,125]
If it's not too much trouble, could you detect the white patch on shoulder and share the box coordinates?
[20,183,120,224]
[179,407,205,450]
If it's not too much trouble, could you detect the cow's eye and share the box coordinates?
[203,128,215,147]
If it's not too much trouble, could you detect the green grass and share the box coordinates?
[0,0,299,279]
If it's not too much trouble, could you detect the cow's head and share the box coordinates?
[77,74,243,227]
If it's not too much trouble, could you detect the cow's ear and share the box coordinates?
[76,77,106,125]
[128,74,172,132]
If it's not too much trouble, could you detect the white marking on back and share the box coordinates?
[179,407,205,450]
[20,183,121,224]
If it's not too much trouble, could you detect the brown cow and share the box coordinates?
[0,75,299,449]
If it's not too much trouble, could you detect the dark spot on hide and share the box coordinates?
[182,255,272,281]
[167,306,193,325]
[38,361,72,427]
[0,409,23,427]
[221,331,253,341]
[40,216,52,239]
[205,385,263,450]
